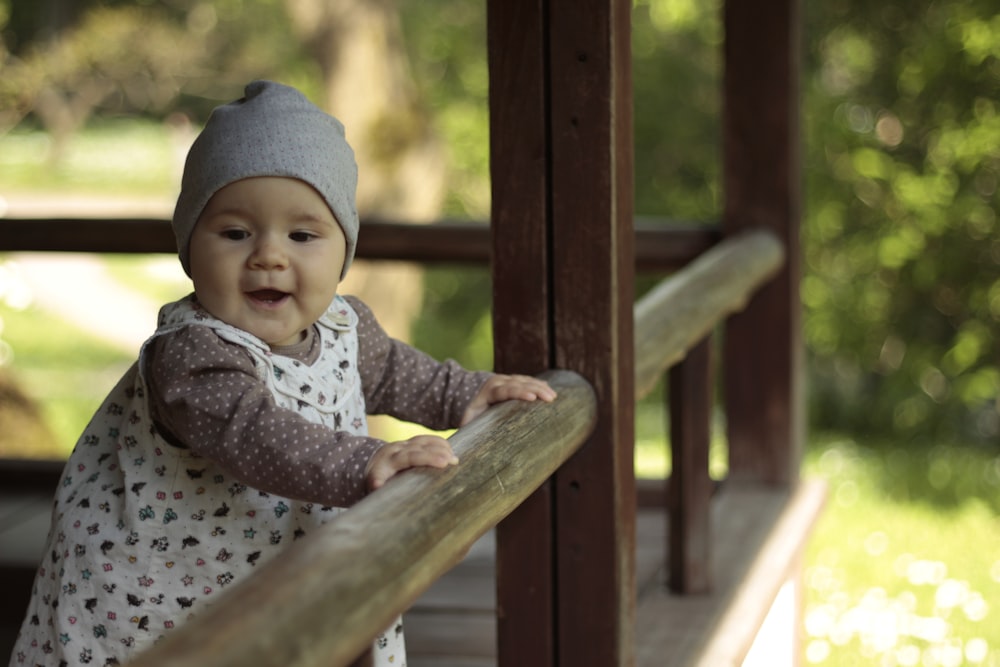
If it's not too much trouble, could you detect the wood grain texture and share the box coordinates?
[546,0,637,664]
[633,229,785,400]
[486,2,556,665]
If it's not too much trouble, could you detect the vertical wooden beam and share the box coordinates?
[549,0,636,665]
[668,335,713,594]
[490,0,635,665]
[722,0,803,485]
[488,2,555,666]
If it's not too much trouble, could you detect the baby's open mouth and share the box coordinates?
[247,289,289,304]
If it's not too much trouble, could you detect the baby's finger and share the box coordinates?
[396,435,460,468]
[496,375,558,402]
[521,377,558,401]
[367,436,458,490]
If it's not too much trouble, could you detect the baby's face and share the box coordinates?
[188,176,346,347]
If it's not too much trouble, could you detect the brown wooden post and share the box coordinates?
[549,0,636,663]
[668,335,713,594]
[489,0,636,665]
[488,1,556,665]
[722,0,803,486]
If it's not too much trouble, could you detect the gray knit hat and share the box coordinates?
[172,80,359,279]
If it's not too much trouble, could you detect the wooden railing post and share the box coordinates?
[489,0,635,665]
[549,0,636,661]
[667,335,713,594]
[488,1,556,664]
[722,0,803,486]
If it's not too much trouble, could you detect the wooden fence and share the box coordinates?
[0,211,820,666]
[16,223,783,666]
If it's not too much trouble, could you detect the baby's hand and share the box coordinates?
[366,434,459,491]
[461,374,558,426]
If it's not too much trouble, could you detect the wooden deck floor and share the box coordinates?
[0,472,55,665]
[1,462,825,667]
[405,481,826,667]
[405,509,670,667]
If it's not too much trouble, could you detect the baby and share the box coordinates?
[9,80,555,667]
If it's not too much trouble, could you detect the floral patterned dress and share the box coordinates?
[9,295,407,666]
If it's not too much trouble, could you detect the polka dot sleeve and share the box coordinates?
[345,296,492,428]
[145,327,381,508]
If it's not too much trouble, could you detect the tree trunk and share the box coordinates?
[284,0,448,343]
[34,79,115,166]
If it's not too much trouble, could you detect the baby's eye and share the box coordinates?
[221,229,249,241]
[289,231,317,243]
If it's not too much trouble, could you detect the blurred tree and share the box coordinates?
[285,0,447,217]
[398,0,491,217]
[630,0,999,445]
[632,0,722,222]
[283,0,449,342]
[0,0,301,160]
[802,0,1000,443]
[0,5,204,161]
[388,1,495,371]
[1,0,80,50]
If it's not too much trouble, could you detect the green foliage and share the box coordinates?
[399,1,491,218]
[803,0,1000,442]
[632,0,722,221]
[410,266,493,371]
[631,0,1000,444]
[634,0,1000,444]
[0,0,307,138]
[1,4,204,131]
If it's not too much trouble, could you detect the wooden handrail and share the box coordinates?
[633,229,785,399]
[126,369,596,667]
[0,217,718,271]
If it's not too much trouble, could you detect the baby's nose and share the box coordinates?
[249,236,288,268]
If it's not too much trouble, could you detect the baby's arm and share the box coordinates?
[364,375,557,490]
[351,296,557,428]
[348,296,556,489]
[146,327,382,507]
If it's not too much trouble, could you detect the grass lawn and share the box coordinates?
[0,252,189,454]
[801,437,1000,666]
[632,426,1000,666]
[0,120,178,197]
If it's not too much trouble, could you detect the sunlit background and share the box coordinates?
[1,0,998,664]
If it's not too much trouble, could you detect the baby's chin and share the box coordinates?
[264,329,310,348]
